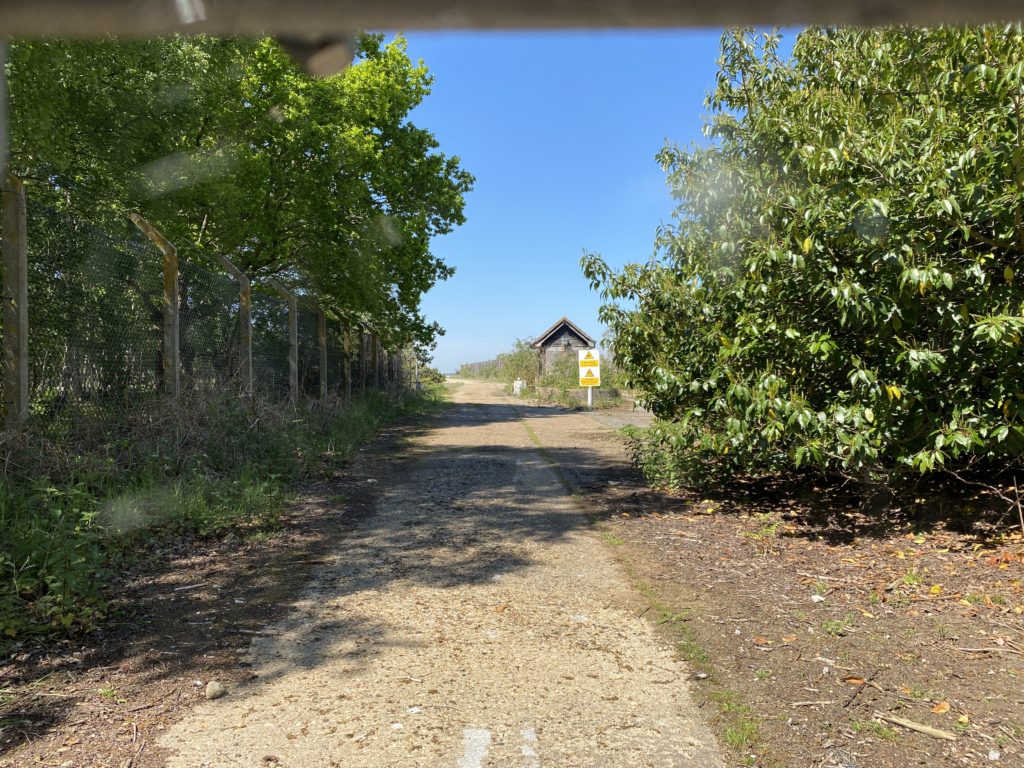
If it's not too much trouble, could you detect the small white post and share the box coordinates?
[587,385,593,409]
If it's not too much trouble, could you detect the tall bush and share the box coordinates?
[584,27,1024,485]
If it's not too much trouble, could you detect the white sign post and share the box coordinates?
[578,349,600,408]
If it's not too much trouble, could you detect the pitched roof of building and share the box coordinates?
[529,316,595,349]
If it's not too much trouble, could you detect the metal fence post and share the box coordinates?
[317,309,328,400]
[130,213,179,401]
[2,172,29,428]
[212,253,252,398]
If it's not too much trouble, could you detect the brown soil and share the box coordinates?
[588,473,1024,767]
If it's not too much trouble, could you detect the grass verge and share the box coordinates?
[613,551,778,767]
[1,384,447,646]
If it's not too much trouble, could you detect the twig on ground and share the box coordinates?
[797,572,866,584]
[955,646,1024,656]
[172,583,209,592]
[127,689,174,713]
[843,669,880,708]
[874,712,956,741]
[122,739,145,768]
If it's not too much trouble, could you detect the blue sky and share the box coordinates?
[404,30,727,372]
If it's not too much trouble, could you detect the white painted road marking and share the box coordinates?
[521,727,540,767]
[457,727,492,768]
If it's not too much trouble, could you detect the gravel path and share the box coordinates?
[160,380,722,767]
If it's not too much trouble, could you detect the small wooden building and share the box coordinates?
[530,317,595,375]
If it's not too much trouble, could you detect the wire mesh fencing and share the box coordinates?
[325,323,350,400]
[297,305,320,399]
[1,187,413,446]
[251,288,291,402]
[26,202,165,430]
[179,254,243,394]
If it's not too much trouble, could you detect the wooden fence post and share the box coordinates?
[130,213,179,401]
[211,253,252,398]
[317,309,328,400]
[269,280,298,403]
[2,173,29,428]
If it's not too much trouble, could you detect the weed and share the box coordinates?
[618,559,774,766]
[622,567,708,665]
[888,593,910,608]
[601,530,625,547]
[742,514,783,555]
[755,669,772,681]
[931,617,952,639]
[710,691,762,751]
[724,719,760,750]
[822,614,856,636]
[851,720,898,740]
[677,637,711,665]
[905,685,931,700]
[902,569,923,587]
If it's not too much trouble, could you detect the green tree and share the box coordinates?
[584,26,1024,486]
[7,33,471,352]
[502,340,541,387]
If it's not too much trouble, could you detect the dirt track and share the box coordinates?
[160,380,722,767]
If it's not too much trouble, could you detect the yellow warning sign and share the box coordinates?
[578,349,601,386]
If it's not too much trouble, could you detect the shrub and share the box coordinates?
[585,27,1024,487]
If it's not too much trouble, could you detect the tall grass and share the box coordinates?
[0,385,446,644]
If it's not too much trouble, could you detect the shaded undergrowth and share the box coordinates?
[0,385,447,645]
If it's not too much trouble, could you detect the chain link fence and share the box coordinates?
[27,202,164,429]
[297,305,320,398]
[179,254,244,393]
[1,186,410,448]
[251,289,291,401]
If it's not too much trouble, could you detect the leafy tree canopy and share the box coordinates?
[8,32,472,352]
